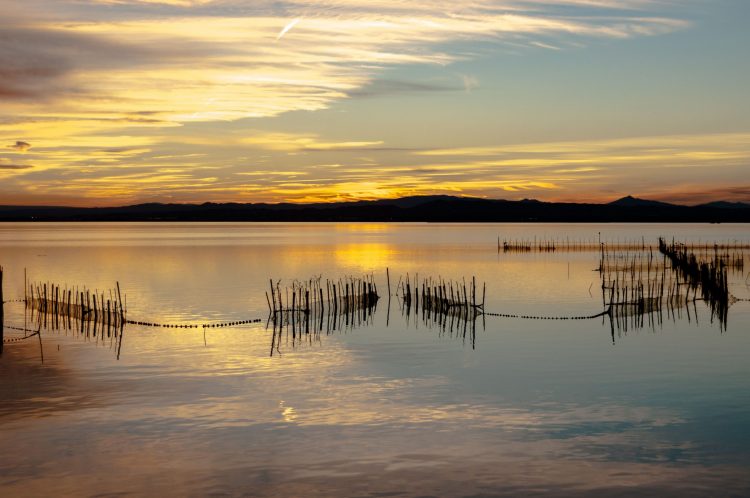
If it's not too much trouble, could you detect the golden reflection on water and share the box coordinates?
[280,401,298,423]
[334,242,395,270]
[1,223,750,496]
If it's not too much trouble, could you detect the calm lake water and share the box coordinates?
[1,222,749,497]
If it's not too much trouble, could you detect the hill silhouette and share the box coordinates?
[608,195,676,208]
[0,195,747,222]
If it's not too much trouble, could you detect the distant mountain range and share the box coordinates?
[0,195,748,222]
[607,195,677,208]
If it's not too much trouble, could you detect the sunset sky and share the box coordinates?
[1,0,748,206]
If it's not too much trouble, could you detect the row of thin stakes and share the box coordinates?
[267,275,379,319]
[25,272,126,329]
[499,236,651,253]
[500,236,750,254]
[398,273,485,318]
[595,239,733,330]
[600,246,702,320]
[658,238,730,306]
[599,246,675,308]
[681,245,744,272]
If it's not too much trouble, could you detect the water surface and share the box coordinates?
[1,223,749,497]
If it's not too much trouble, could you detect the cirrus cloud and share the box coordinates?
[2,1,690,124]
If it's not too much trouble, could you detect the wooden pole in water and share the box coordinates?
[472,276,476,310]
[0,266,4,355]
[386,267,391,297]
[116,282,124,321]
[269,279,277,314]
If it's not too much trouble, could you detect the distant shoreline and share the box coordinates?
[0,195,748,223]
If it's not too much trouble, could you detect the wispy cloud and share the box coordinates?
[2,1,689,123]
[0,1,710,205]
[276,17,303,41]
[4,129,747,205]
[347,79,462,98]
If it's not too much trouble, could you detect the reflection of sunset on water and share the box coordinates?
[334,243,395,271]
[1,223,750,496]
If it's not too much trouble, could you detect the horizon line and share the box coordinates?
[1,194,747,210]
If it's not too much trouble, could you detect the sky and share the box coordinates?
[1,0,749,206]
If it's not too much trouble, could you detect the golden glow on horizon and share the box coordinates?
[3,130,750,205]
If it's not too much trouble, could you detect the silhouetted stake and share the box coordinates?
[1,266,4,355]
[269,279,277,313]
[116,282,124,324]
[472,276,476,310]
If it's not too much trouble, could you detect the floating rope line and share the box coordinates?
[2,324,41,343]
[125,318,263,329]
[2,335,39,344]
[4,325,38,333]
[485,310,609,320]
